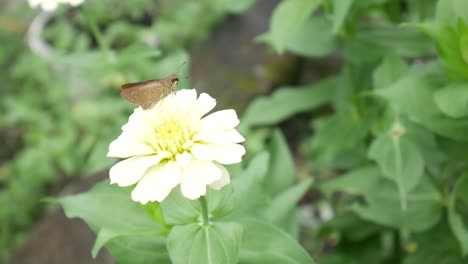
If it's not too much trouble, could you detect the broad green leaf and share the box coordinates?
[224,0,257,13]
[319,212,382,242]
[242,77,337,126]
[239,219,316,264]
[344,24,433,62]
[269,0,321,53]
[372,53,408,89]
[286,16,338,57]
[332,0,353,34]
[353,176,443,232]
[375,73,468,141]
[448,174,468,256]
[368,124,425,209]
[229,152,270,218]
[436,0,468,27]
[321,166,380,197]
[266,129,295,195]
[160,188,200,225]
[412,22,468,80]
[434,82,468,118]
[58,181,165,257]
[167,222,243,264]
[405,123,447,174]
[106,236,170,264]
[160,186,235,225]
[262,178,313,233]
[116,43,161,66]
[403,220,468,264]
[307,110,371,168]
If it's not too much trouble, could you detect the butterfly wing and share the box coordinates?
[121,75,179,109]
[121,80,168,109]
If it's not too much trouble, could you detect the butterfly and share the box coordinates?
[120,74,179,109]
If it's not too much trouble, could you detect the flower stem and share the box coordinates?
[83,10,113,63]
[199,196,210,226]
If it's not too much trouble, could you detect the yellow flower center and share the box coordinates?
[150,119,195,157]
[157,122,179,140]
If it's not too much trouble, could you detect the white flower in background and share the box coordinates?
[108,89,246,204]
[28,0,85,11]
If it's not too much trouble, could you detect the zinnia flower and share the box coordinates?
[108,89,246,204]
[28,0,85,11]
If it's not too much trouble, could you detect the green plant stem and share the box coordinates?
[392,136,407,211]
[199,196,210,226]
[84,11,113,62]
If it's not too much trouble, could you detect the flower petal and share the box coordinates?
[201,109,239,131]
[109,154,167,187]
[191,143,245,164]
[214,144,246,164]
[118,108,156,145]
[193,93,216,118]
[180,159,222,200]
[107,133,154,158]
[209,163,230,190]
[156,89,197,115]
[131,161,182,204]
[191,143,217,161]
[176,152,192,168]
[193,129,245,144]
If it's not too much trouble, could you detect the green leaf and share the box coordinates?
[58,181,165,257]
[167,222,243,264]
[242,77,337,126]
[229,152,270,218]
[160,186,235,225]
[448,174,468,256]
[307,110,371,168]
[344,24,433,62]
[368,124,425,209]
[332,0,353,34]
[261,178,312,236]
[286,16,338,57]
[373,53,408,89]
[160,188,200,225]
[269,0,322,53]
[403,220,468,264]
[436,0,468,27]
[224,0,257,13]
[319,212,381,242]
[239,219,316,264]
[375,73,468,141]
[412,22,468,80]
[321,166,381,197]
[106,236,171,264]
[353,176,443,232]
[266,129,296,195]
[434,82,468,118]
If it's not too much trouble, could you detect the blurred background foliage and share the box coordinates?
[2,0,468,263]
[0,0,256,260]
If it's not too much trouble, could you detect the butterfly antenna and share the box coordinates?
[176,61,187,75]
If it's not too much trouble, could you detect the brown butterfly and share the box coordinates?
[120,74,179,109]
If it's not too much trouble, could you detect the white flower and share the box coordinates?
[28,0,85,11]
[108,89,246,204]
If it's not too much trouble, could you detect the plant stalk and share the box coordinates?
[199,196,210,226]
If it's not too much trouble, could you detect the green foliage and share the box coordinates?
[368,123,425,209]
[59,137,314,263]
[5,0,468,262]
[268,0,322,54]
[244,0,468,262]
[242,77,337,127]
[0,0,243,260]
[167,222,242,264]
[58,182,167,257]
